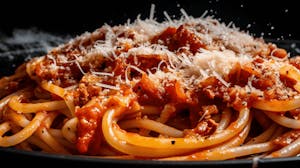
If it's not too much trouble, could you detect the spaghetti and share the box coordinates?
[1,11,300,160]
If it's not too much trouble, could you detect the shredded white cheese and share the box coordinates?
[31,12,280,93]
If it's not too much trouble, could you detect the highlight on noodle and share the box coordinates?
[1,8,300,161]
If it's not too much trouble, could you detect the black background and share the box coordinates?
[0,0,299,40]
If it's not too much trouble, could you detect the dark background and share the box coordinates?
[0,0,299,40]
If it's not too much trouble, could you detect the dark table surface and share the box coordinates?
[1,0,300,38]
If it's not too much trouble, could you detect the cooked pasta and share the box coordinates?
[1,10,300,161]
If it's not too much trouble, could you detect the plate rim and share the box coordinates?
[1,147,299,166]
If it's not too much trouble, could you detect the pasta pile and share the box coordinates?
[1,13,300,160]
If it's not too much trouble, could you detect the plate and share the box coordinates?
[0,147,299,168]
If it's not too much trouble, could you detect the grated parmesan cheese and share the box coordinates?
[28,11,293,100]
[95,83,120,90]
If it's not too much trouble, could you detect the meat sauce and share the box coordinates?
[28,19,298,155]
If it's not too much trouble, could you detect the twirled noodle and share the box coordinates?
[253,98,300,112]
[264,111,300,129]
[41,81,75,116]
[119,119,184,137]
[216,108,232,132]
[27,136,55,153]
[267,135,300,158]
[0,112,47,147]
[161,114,252,160]
[109,108,249,149]
[102,107,196,157]
[246,123,278,145]
[182,142,275,161]
[62,117,78,143]
[8,95,67,113]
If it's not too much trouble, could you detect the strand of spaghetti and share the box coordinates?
[48,129,64,138]
[0,112,47,147]
[6,110,30,127]
[59,108,73,118]
[214,113,252,150]
[48,129,76,150]
[168,142,275,161]
[157,103,176,123]
[34,87,51,99]
[102,106,195,157]
[264,111,300,129]
[113,108,249,149]
[132,105,163,135]
[41,81,75,116]
[269,126,285,140]
[6,110,33,151]
[161,115,252,160]
[0,65,27,87]
[62,117,78,143]
[8,95,67,113]
[38,111,57,128]
[35,113,70,154]
[138,104,175,136]
[246,123,278,145]
[216,108,232,132]
[10,126,32,151]
[8,65,27,78]
[27,136,55,153]
[121,111,141,120]
[36,126,70,154]
[0,88,32,112]
[118,118,184,137]
[6,110,42,151]
[0,122,10,136]
[253,97,300,112]
[17,142,32,151]
[97,145,123,156]
[26,57,43,81]
[267,137,300,158]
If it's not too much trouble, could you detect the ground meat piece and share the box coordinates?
[271,48,288,59]
[184,119,218,137]
[152,25,205,54]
